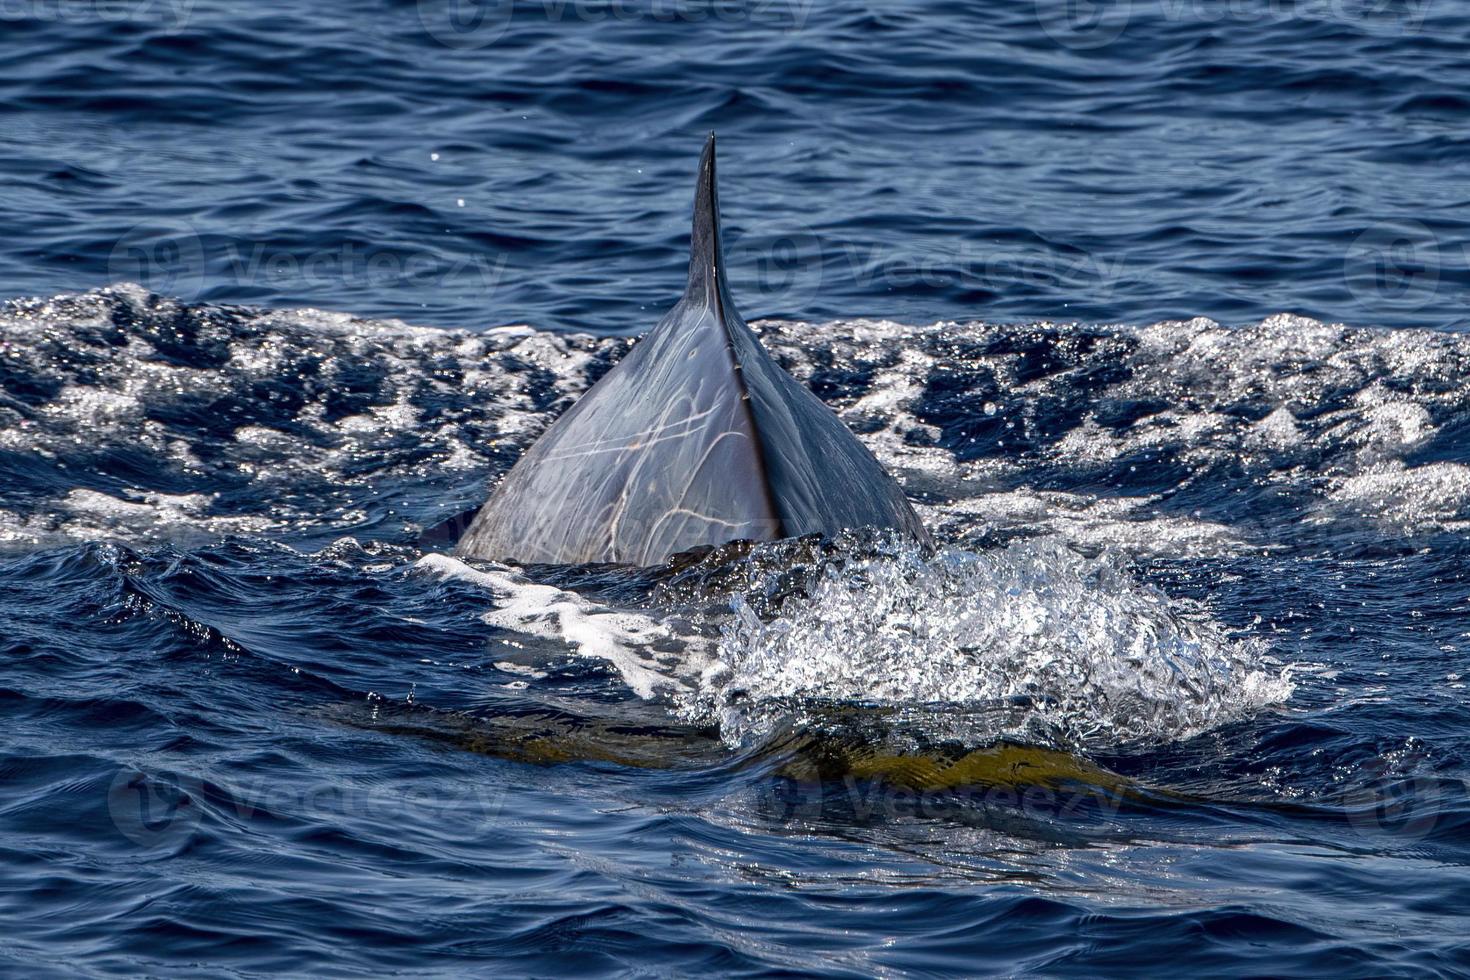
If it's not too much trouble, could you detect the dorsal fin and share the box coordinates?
[685,133,724,305]
[455,136,930,566]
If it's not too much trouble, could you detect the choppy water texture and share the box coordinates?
[3,287,1469,975]
[3,3,1470,977]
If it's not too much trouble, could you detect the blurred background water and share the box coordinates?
[3,1,1470,976]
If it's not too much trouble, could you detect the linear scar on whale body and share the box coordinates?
[454,135,932,566]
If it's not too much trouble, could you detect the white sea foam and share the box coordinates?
[414,553,707,698]
[5,289,1468,547]
[926,490,1251,558]
[53,488,285,541]
[418,542,1292,750]
[683,538,1295,747]
[1331,461,1470,531]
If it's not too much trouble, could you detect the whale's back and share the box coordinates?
[456,136,929,565]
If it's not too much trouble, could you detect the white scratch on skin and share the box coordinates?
[643,426,767,550]
[540,405,718,461]
[607,393,709,559]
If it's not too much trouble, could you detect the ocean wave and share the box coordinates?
[5,288,1469,554]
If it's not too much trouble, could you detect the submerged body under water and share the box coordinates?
[2,286,1467,975]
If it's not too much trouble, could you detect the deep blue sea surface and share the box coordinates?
[4,2,1470,976]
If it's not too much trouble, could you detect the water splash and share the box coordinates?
[679,537,1294,748]
[424,536,1293,751]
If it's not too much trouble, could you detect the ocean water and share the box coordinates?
[3,3,1470,977]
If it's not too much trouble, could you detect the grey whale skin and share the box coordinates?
[455,136,931,566]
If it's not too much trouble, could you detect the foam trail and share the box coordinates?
[414,554,705,698]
